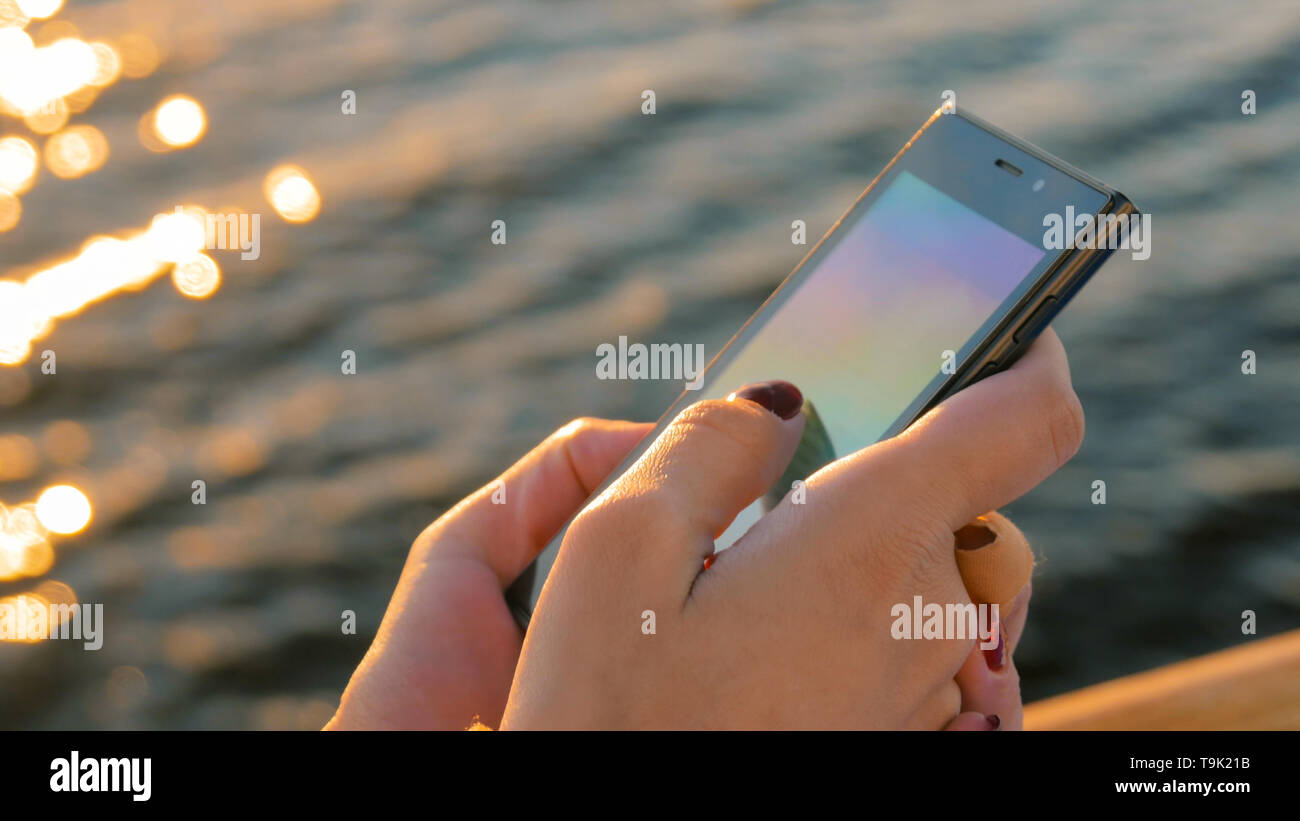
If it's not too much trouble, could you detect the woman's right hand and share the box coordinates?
[502,329,1081,729]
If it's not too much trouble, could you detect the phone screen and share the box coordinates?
[707,169,1048,547]
[509,112,1116,620]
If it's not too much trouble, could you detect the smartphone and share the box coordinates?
[506,107,1138,628]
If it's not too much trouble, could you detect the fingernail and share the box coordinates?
[954,520,996,551]
[986,714,1000,730]
[702,553,717,571]
[984,623,1006,671]
[727,380,803,420]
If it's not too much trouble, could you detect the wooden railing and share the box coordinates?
[1025,629,1300,730]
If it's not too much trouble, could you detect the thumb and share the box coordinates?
[587,380,806,578]
[436,417,653,587]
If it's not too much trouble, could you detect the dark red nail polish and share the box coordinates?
[986,714,1000,730]
[729,380,803,420]
[984,623,1006,671]
[702,553,716,570]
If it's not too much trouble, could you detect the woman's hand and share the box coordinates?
[326,417,652,729]
[502,330,1080,729]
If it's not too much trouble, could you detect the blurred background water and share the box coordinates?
[0,0,1298,729]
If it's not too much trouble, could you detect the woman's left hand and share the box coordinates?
[325,418,652,730]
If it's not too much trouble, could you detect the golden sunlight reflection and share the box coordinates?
[89,41,121,87]
[0,206,212,365]
[0,592,46,642]
[19,534,53,575]
[198,428,266,478]
[41,420,91,466]
[0,26,34,76]
[0,14,320,373]
[35,579,76,609]
[44,123,108,178]
[150,94,206,148]
[0,433,38,481]
[0,279,39,364]
[116,32,159,79]
[146,206,206,262]
[172,252,221,299]
[32,19,79,44]
[34,484,91,534]
[0,503,49,581]
[264,165,321,223]
[0,188,18,231]
[0,369,31,406]
[0,0,29,29]
[23,96,67,134]
[0,36,97,115]
[0,582,77,644]
[14,0,62,19]
[0,135,38,194]
[62,82,98,114]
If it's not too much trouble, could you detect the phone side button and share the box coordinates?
[1012,296,1059,345]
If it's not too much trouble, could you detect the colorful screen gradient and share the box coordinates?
[709,170,1046,547]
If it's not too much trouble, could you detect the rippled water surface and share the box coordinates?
[1,0,1298,728]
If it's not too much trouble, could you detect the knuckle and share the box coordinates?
[554,416,601,445]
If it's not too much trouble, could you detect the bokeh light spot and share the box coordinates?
[172,252,221,299]
[88,41,121,87]
[145,207,206,263]
[0,136,38,195]
[151,94,206,148]
[34,484,92,535]
[41,419,91,465]
[0,189,19,232]
[44,124,108,179]
[23,97,67,134]
[0,434,39,481]
[116,32,159,79]
[15,0,62,19]
[264,165,320,223]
